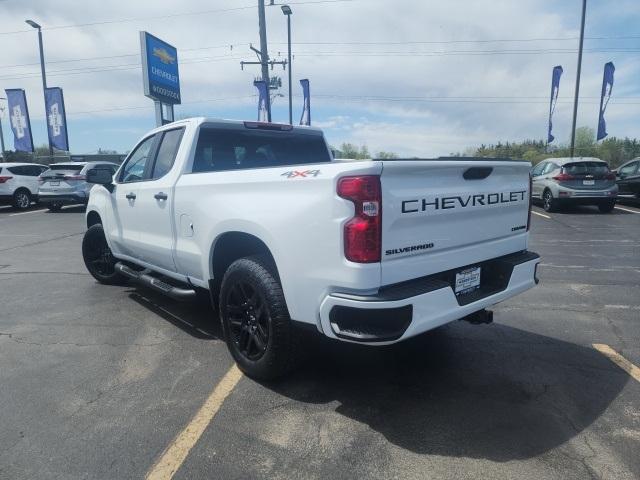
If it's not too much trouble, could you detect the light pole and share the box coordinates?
[25,19,54,160]
[281,5,293,125]
[0,97,6,161]
[570,0,587,158]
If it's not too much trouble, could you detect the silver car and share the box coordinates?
[531,157,618,213]
[38,162,119,211]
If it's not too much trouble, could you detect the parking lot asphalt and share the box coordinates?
[1,202,639,480]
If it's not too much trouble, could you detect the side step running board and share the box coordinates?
[115,262,196,302]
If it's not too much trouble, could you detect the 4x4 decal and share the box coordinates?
[281,170,321,179]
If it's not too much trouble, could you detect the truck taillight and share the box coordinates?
[337,175,381,263]
[527,173,532,231]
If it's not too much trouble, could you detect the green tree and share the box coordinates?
[574,126,597,157]
[376,151,398,159]
[339,143,372,160]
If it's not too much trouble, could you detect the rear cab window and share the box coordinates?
[192,125,331,173]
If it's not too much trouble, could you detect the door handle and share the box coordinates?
[154,192,168,201]
[125,192,136,200]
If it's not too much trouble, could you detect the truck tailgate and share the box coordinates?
[380,160,530,285]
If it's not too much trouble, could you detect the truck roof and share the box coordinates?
[148,117,324,136]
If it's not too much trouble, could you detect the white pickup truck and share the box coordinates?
[82,118,540,379]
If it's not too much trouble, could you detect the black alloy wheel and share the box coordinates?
[82,224,128,285]
[48,201,63,212]
[225,281,270,361]
[219,255,297,380]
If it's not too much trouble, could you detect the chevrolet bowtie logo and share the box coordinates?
[153,47,176,65]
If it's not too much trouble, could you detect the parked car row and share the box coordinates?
[531,156,640,213]
[1,156,638,214]
[0,161,119,211]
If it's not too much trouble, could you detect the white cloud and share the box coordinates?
[0,0,637,154]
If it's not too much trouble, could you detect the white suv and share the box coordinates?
[0,162,48,210]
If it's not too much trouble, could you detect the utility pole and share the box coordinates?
[570,0,587,158]
[258,0,272,122]
[241,0,286,122]
[281,5,293,124]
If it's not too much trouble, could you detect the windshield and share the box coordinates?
[563,162,609,175]
[193,129,331,173]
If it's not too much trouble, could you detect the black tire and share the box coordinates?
[12,189,31,210]
[543,189,556,212]
[219,255,297,380]
[48,201,63,212]
[598,201,615,213]
[82,224,128,285]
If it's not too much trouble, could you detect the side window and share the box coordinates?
[27,166,42,176]
[119,135,156,183]
[151,128,184,179]
[619,162,638,176]
[542,163,557,175]
[531,162,546,176]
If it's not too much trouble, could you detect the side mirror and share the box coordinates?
[86,168,113,185]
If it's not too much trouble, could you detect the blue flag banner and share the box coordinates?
[299,79,311,126]
[597,62,615,141]
[45,87,69,151]
[5,89,34,153]
[547,65,563,144]
[254,80,269,122]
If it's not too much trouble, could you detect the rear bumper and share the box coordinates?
[38,191,87,204]
[555,185,617,202]
[319,251,540,344]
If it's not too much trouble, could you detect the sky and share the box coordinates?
[0,0,638,157]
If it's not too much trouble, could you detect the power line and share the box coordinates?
[274,34,640,46]
[69,95,256,116]
[0,55,245,81]
[292,47,640,57]
[311,94,640,105]
[2,45,637,78]
[0,0,356,35]
[0,43,243,69]
[2,36,638,70]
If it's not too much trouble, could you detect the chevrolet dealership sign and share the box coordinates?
[140,31,181,105]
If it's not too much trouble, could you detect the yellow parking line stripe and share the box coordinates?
[532,210,551,219]
[615,206,640,214]
[593,344,640,383]
[9,208,48,216]
[146,364,243,480]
